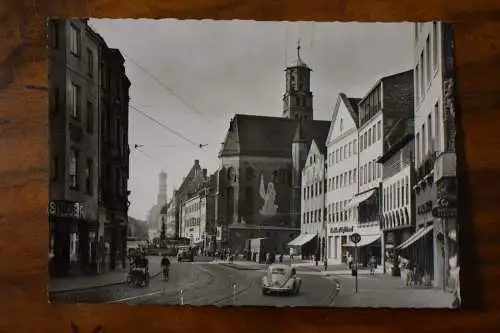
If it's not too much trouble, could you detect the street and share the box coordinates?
[50,256,339,306]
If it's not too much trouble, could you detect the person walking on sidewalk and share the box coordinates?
[161,254,171,281]
[369,256,377,279]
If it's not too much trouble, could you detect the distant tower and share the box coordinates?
[157,170,167,206]
[282,39,314,121]
[290,122,309,228]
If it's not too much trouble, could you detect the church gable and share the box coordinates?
[326,93,359,145]
[304,140,322,169]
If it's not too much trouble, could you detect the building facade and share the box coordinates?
[346,70,414,267]
[325,94,360,265]
[295,139,326,258]
[180,194,206,247]
[412,22,458,290]
[379,136,415,275]
[48,19,130,277]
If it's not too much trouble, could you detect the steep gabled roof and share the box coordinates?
[326,93,361,145]
[219,114,329,158]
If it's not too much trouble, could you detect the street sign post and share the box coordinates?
[350,233,361,293]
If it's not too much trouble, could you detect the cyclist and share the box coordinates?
[161,254,171,280]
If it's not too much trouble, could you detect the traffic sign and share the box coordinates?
[350,233,361,244]
[432,207,457,218]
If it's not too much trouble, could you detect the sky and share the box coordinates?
[88,19,414,221]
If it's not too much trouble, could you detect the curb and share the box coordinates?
[49,271,162,295]
[219,263,262,271]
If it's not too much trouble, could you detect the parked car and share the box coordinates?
[177,246,194,262]
[262,264,301,295]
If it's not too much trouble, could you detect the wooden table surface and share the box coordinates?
[1,0,500,332]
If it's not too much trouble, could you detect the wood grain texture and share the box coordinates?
[2,0,500,332]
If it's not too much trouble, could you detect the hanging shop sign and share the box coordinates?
[330,226,354,234]
[48,200,86,219]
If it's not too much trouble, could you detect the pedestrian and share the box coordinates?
[369,256,376,279]
[323,258,328,271]
[315,253,319,266]
[347,253,353,269]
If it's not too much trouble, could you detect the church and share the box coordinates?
[215,42,330,255]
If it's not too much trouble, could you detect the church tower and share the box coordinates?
[282,40,314,120]
[157,170,167,206]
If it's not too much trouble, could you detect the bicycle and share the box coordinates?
[162,266,170,281]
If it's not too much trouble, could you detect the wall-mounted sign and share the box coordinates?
[48,200,86,219]
[417,201,433,215]
[330,226,354,234]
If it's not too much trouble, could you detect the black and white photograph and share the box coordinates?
[47,19,460,308]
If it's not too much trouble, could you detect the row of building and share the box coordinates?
[48,19,131,277]
[300,22,457,291]
[151,22,457,292]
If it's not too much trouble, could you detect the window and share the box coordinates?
[415,64,420,104]
[348,142,352,156]
[372,125,376,143]
[426,35,431,85]
[422,124,427,159]
[336,149,339,163]
[427,113,433,154]
[416,133,421,167]
[377,121,381,141]
[368,128,372,146]
[344,172,348,186]
[70,83,81,119]
[368,161,372,182]
[85,158,93,194]
[433,22,439,70]
[353,139,357,154]
[335,176,339,189]
[397,181,401,208]
[69,149,79,189]
[339,174,343,188]
[51,155,58,181]
[319,181,322,194]
[405,176,410,204]
[340,118,344,132]
[373,160,377,179]
[87,48,94,77]
[303,187,306,198]
[344,144,347,159]
[353,169,357,183]
[364,132,368,149]
[420,52,425,97]
[349,170,352,185]
[340,147,343,161]
[435,101,441,152]
[86,101,93,132]
[69,24,81,57]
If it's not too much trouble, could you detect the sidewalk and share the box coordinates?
[330,271,455,308]
[49,256,162,293]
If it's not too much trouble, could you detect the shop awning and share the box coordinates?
[396,225,434,250]
[343,234,381,247]
[346,189,376,209]
[288,233,317,247]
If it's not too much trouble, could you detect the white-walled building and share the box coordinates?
[296,139,326,258]
[325,94,360,265]
[180,193,207,248]
[408,22,458,291]
[346,70,414,268]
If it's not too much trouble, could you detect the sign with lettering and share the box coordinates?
[432,207,457,219]
[330,226,354,234]
[48,201,86,219]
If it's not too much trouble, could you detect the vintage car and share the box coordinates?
[262,264,301,295]
[177,246,194,262]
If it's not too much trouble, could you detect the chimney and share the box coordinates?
[194,159,200,166]
[202,168,207,178]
